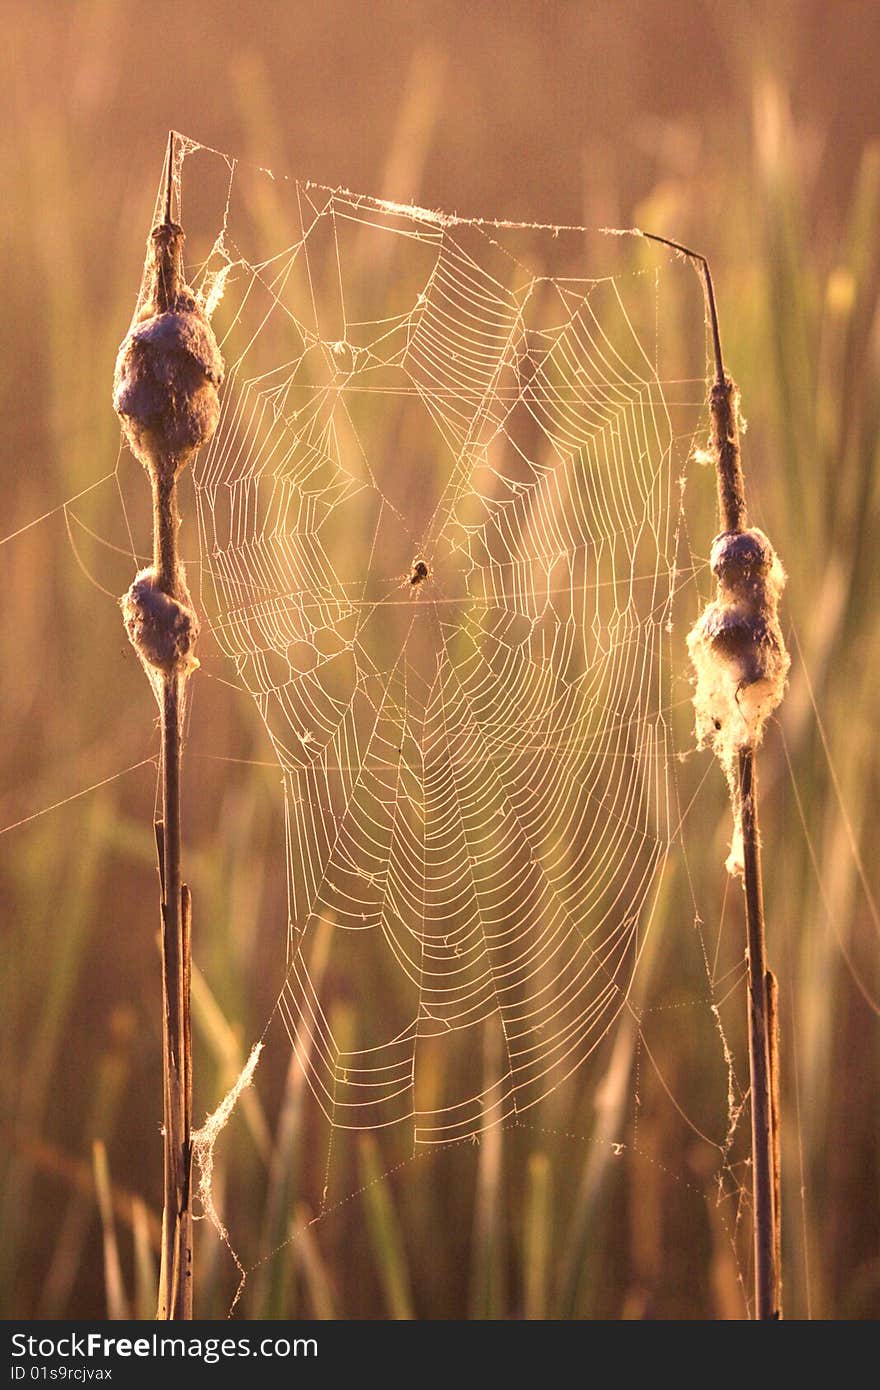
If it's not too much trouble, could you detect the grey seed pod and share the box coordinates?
[687,525,790,776]
[710,528,773,586]
[694,601,782,687]
[122,569,200,675]
[113,223,224,475]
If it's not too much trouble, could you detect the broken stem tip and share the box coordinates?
[164,131,175,226]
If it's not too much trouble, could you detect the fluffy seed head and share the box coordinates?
[687,526,790,872]
[113,223,224,475]
[122,569,200,676]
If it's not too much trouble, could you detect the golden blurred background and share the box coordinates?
[2,0,879,1319]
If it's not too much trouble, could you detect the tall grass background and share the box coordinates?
[2,0,878,1319]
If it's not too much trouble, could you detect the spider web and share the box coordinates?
[168,137,703,1154]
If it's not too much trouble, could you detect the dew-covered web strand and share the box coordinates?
[0,758,157,837]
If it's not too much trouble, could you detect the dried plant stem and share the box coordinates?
[766,968,782,1312]
[709,324,780,1321]
[115,131,223,1320]
[154,476,180,594]
[636,229,781,1318]
[738,747,776,1317]
[156,673,193,1319]
[711,344,780,1321]
[153,462,190,1317]
[150,140,195,1322]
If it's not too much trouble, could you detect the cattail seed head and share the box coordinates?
[113,222,224,477]
[688,526,789,876]
[710,528,772,590]
[693,601,780,688]
[688,526,789,763]
[122,569,200,676]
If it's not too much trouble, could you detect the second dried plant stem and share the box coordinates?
[636,229,782,1317]
[156,674,193,1318]
[152,459,193,1318]
[707,323,780,1322]
[152,175,194,1324]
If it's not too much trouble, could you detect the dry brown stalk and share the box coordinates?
[636,229,785,1319]
[113,131,223,1319]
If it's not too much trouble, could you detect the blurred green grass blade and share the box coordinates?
[196,1162,227,1318]
[255,915,334,1318]
[0,798,108,1310]
[252,1050,302,1319]
[558,863,673,1316]
[838,141,880,610]
[92,1140,130,1321]
[191,962,272,1164]
[752,78,821,532]
[523,1153,552,1320]
[131,1196,158,1322]
[469,1022,506,1318]
[39,1009,136,1316]
[841,141,880,300]
[557,1015,639,1317]
[357,1133,415,1320]
[374,43,446,216]
[15,802,107,1123]
[293,1203,337,1319]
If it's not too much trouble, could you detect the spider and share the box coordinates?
[408,558,430,587]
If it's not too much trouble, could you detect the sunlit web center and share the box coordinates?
[195,180,679,1144]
